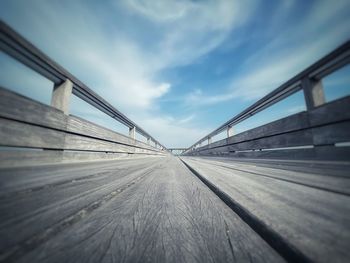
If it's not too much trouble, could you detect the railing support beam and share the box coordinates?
[227,126,233,138]
[302,77,325,110]
[129,126,136,140]
[51,79,72,115]
[207,137,212,145]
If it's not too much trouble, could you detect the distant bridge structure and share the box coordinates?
[0,20,350,263]
[168,148,187,155]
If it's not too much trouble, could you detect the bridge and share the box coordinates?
[0,21,349,263]
[168,148,187,155]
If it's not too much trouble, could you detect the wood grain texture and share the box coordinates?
[67,115,160,153]
[0,157,284,263]
[182,157,350,263]
[0,118,66,149]
[198,156,350,177]
[187,96,350,160]
[308,96,350,126]
[312,121,350,145]
[0,88,164,167]
[0,87,67,130]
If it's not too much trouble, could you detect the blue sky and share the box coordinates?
[0,0,349,147]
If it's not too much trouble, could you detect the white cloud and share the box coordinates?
[184,0,350,107]
[1,0,256,147]
[135,114,211,148]
[124,0,194,22]
[122,0,258,68]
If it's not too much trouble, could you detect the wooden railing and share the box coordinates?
[185,41,350,161]
[0,87,166,167]
[0,21,167,167]
[0,20,166,150]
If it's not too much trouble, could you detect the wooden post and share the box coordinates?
[51,79,73,115]
[208,137,212,145]
[227,126,233,138]
[302,77,325,110]
[129,126,136,140]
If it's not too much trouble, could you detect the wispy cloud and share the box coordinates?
[184,0,350,107]
[116,0,260,75]
[1,0,254,147]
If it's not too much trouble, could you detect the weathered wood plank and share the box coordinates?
[67,115,134,144]
[228,148,317,160]
[312,121,350,145]
[0,88,163,166]
[0,118,66,149]
[227,112,310,145]
[185,157,350,195]
[188,96,350,159]
[0,87,67,130]
[202,156,350,177]
[308,96,350,126]
[1,157,284,263]
[67,115,159,152]
[313,145,350,161]
[194,113,310,152]
[193,129,313,154]
[182,157,350,263]
[191,145,350,162]
[0,150,142,168]
[0,158,164,257]
[228,129,313,151]
[0,118,162,156]
[0,157,163,194]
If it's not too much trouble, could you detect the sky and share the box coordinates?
[0,0,350,148]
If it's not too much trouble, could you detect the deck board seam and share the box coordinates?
[180,158,312,263]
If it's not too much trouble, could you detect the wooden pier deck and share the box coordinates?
[1,156,349,262]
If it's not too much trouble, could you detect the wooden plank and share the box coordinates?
[0,157,163,195]
[227,112,310,145]
[64,134,162,154]
[64,134,134,153]
[182,157,350,263]
[0,118,162,154]
[228,148,317,160]
[67,115,160,152]
[195,146,350,162]
[312,121,350,145]
[1,157,284,262]
[0,118,66,149]
[190,112,311,155]
[190,98,350,159]
[229,130,313,151]
[186,157,350,195]
[67,115,131,145]
[201,156,350,177]
[193,129,313,154]
[314,145,350,161]
[0,87,67,130]
[0,150,64,168]
[308,96,350,126]
[0,158,165,258]
[0,150,136,168]
[0,88,161,154]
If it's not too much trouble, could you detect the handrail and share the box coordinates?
[186,40,350,153]
[0,20,166,150]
